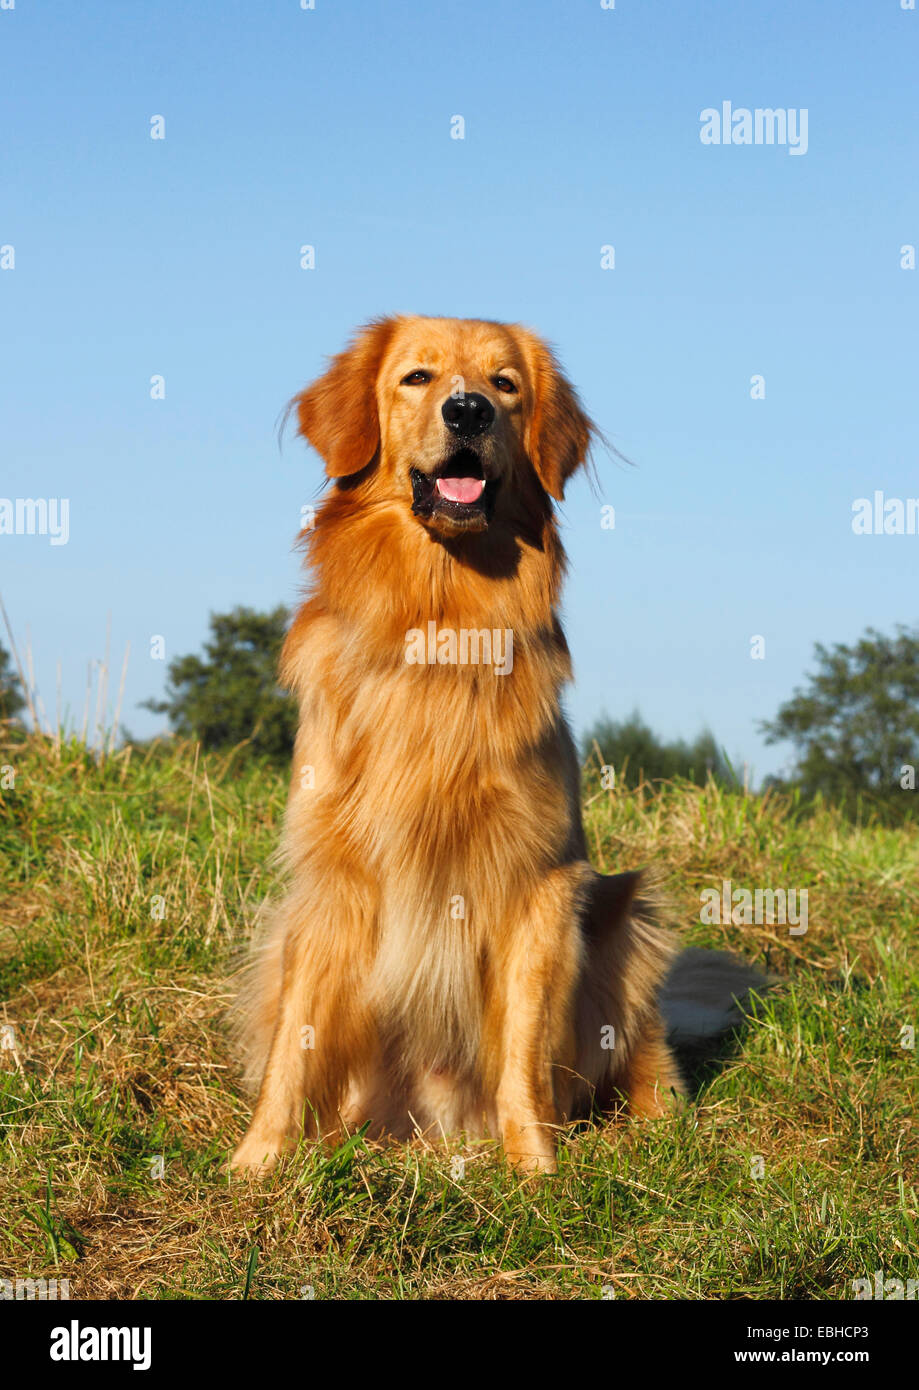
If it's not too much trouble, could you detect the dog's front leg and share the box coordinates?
[490,863,588,1175]
[230,898,374,1175]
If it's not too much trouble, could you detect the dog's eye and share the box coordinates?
[493,376,517,394]
[401,369,432,386]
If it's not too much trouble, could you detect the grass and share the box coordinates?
[0,731,917,1300]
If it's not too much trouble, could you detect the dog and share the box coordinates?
[230,315,760,1176]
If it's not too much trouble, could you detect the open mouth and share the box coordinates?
[410,448,498,529]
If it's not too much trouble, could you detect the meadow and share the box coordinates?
[1,733,916,1300]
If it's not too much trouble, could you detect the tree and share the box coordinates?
[0,643,26,724]
[582,710,732,788]
[142,606,298,761]
[759,624,919,819]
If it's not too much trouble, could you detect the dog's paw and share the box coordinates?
[502,1122,559,1176]
[505,1149,558,1177]
[627,1082,685,1119]
[227,1134,287,1177]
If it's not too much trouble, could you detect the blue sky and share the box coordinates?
[2,0,917,781]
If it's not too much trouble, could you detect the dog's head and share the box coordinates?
[293,316,593,537]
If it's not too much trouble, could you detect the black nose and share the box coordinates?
[441,391,495,437]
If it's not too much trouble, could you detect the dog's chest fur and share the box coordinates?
[285,612,576,1069]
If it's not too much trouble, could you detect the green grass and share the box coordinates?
[1,732,916,1299]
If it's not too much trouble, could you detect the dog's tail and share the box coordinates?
[659,946,770,1059]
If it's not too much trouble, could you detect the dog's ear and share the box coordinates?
[517,328,593,501]
[294,318,398,478]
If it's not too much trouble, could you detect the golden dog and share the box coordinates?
[230,315,683,1175]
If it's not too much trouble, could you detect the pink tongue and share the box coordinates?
[436,476,485,504]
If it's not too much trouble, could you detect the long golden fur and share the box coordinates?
[230,315,683,1176]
